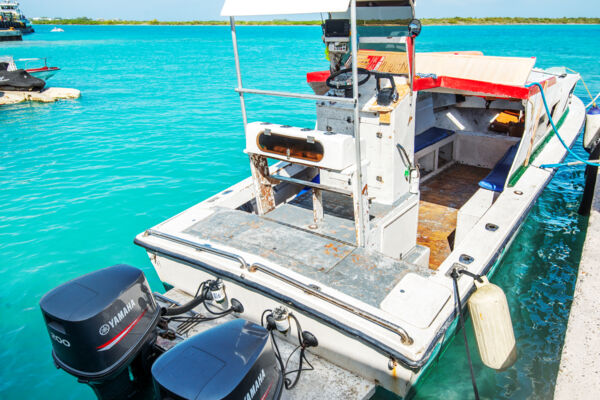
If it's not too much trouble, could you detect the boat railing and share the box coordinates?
[235,87,355,105]
[145,229,248,270]
[269,174,353,196]
[15,57,48,67]
[249,262,414,345]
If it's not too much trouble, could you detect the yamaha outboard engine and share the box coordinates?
[152,319,283,400]
[39,264,161,400]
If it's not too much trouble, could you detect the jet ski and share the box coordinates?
[0,63,45,91]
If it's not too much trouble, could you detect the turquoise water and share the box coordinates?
[1,24,598,399]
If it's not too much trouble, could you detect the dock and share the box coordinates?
[554,169,600,399]
[0,88,81,105]
[162,288,376,400]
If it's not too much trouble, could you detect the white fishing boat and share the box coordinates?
[50,27,64,32]
[133,1,588,397]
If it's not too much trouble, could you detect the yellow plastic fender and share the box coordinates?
[467,276,517,371]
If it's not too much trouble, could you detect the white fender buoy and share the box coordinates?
[583,106,600,151]
[467,276,517,371]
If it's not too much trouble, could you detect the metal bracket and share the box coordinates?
[446,263,467,278]
[270,174,352,196]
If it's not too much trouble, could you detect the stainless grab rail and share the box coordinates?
[146,229,248,270]
[270,174,352,196]
[235,87,355,104]
[250,262,413,345]
[145,229,413,345]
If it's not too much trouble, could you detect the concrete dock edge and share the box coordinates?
[554,169,600,399]
[0,87,80,105]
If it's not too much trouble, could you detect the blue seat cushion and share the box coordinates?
[478,144,519,192]
[415,127,455,153]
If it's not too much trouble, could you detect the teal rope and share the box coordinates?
[526,82,600,169]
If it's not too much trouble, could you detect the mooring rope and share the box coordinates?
[451,269,481,400]
[566,68,597,108]
[526,82,600,169]
[586,92,600,109]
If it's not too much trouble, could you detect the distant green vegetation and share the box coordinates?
[32,17,600,26]
[422,17,600,25]
[32,17,321,26]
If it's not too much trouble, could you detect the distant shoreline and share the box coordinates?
[32,17,600,26]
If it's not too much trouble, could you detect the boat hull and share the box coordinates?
[0,20,33,34]
[0,29,21,41]
[27,67,60,81]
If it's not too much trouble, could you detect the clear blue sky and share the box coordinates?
[22,0,598,20]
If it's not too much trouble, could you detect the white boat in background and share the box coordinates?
[50,27,64,32]
[133,0,587,398]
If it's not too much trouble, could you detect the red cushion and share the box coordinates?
[307,71,330,83]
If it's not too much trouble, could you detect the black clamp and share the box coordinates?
[375,73,398,107]
[450,265,483,283]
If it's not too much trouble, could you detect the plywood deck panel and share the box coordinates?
[418,164,491,269]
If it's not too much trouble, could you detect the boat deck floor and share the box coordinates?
[417,163,491,269]
[183,198,429,308]
[182,164,487,302]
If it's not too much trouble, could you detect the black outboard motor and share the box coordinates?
[0,69,45,91]
[39,265,161,400]
[152,319,283,400]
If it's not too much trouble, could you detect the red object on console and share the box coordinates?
[307,71,331,83]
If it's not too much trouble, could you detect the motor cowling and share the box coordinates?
[152,319,283,400]
[39,264,161,399]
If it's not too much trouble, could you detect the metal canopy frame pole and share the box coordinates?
[236,87,354,103]
[230,16,275,214]
[350,0,367,247]
[230,16,248,128]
